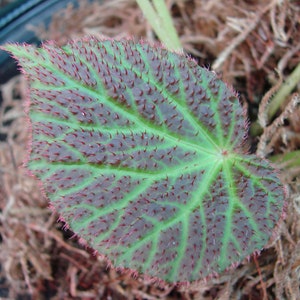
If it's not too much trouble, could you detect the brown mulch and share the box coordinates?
[1,0,300,299]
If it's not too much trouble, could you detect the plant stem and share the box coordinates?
[267,62,300,121]
[136,0,182,51]
[152,0,181,50]
[270,150,300,169]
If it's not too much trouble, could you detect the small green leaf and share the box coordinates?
[2,38,285,283]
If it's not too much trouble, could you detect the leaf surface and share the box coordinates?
[3,38,285,283]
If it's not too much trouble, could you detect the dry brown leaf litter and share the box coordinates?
[1,0,300,299]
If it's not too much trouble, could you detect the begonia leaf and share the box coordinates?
[3,38,285,283]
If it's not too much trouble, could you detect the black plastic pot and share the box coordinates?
[0,0,88,84]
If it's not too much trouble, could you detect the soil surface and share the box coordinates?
[1,0,300,299]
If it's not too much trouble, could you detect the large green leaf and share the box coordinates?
[3,38,285,283]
